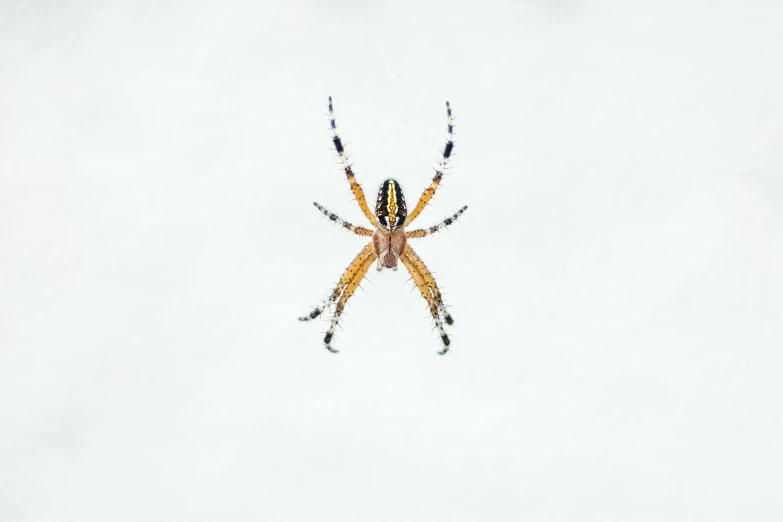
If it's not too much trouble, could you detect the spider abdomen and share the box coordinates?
[375,179,407,232]
[372,228,407,269]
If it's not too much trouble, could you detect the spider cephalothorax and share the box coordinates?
[374,179,408,269]
[299,97,467,354]
[375,179,407,231]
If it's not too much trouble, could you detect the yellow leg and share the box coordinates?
[299,242,374,322]
[404,246,454,325]
[328,97,379,228]
[324,249,378,352]
[401,251,450,354]
[405,101,455,226]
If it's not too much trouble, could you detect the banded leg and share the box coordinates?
[324,249,378,352]
[405,101,455,226]
[328,96,378,227]
[313,202,373,236]
[406,205,468,239]
[299,242,374,322]
[404,246,454,325]
[401,251,450,354]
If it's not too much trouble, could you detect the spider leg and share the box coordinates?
[406,205,468,239]
[313,202,374,236]
[328,96,379,228]
[405,101,455,226]
[401,251,450,354]
[404,246,454,325]
[324,249,378,353]
[299,242,374,322]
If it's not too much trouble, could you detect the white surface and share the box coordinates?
[1,1,782,520]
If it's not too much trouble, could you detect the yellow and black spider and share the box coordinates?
[299,97,467,354]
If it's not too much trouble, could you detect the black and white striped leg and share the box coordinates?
[313,202,373,236]
[441,101,455,171]
[438,298,454,326]
[434,101,456,177]
[406,205,468,239]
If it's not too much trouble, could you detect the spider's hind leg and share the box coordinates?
[298,241,378,353]
[323,249,377,352]
[401,251,451,354]
[299,242,374,323]
[405,245,455,326]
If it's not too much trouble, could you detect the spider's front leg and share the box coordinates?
[328,96,379,228]
[405,101,455,226]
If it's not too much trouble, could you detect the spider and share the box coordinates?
[299,97,467,355]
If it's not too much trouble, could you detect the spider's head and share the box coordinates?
[375,178,407,232]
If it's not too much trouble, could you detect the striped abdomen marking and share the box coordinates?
[375,179,408,231]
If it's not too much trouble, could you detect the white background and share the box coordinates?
[2,1,782,520]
